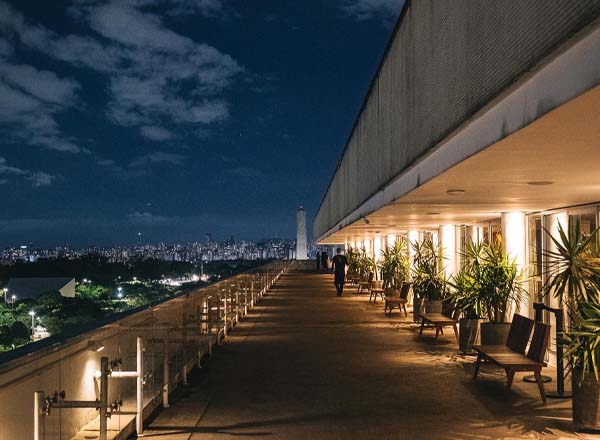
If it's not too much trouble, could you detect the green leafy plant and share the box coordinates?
[450,241,485,319]
[346,247,360,277]
[450,239,525,323]
[411,236,447,301]
[544,218,600,379]
[380,239,409,289]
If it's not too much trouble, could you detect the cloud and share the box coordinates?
[0,58,83,153]
[27,171,54,187]
[340,0,403,23]
[0,63,80,104]
[127,210,175,225]
[0,157,56,187]
[0,0,242,152]
[139,125,175,142]
[129,152,186,167]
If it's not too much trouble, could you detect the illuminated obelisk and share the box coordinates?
[296,206,308,260]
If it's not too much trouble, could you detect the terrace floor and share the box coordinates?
[141,265,597,440]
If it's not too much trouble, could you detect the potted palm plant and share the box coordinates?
[380,239,409,295]
[355,249,376,280]
[450,241,486,353]
[476,239,526,345]
[543,219,600,430]
[346,247,360,278]
[411,237,447,319]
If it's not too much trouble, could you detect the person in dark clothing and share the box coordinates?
[331,247,348,296]
[321,251,329,272]
[316,251,321,271]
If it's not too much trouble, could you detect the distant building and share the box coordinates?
[6,277,76,299]
[296,206,308,260]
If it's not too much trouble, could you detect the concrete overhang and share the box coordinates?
[316,18,600,244]
[318,82,600,244]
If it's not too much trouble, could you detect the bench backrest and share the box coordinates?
[372,280,383,289]
[527,321,551,363]
[506,314,534,354]
[399,283,411,300]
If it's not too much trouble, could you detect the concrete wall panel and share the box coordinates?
[314,0,600,239]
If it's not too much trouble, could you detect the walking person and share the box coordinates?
[331,247,348,296]
[316,251,321,271]
[321,250,329,272]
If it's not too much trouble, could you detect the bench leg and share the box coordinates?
[534,368,547,404]
[473,354,482,379]
[435,325,440,340]
[403,304,407,317]
[452,324,459,344]
[506,368,516,390]
[419,318,425,336]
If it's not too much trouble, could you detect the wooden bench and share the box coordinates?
[369,280,385,302]
[383,283,411,316]
[473,315,550,403]
[419,301,459,342]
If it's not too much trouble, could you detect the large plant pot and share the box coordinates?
[412,298,422,322]
[424,300,443,314]
[573,368,600,430]
[459,318,480,354]
[480,322,511,345]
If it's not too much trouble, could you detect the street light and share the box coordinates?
[3,288,7,306]
[11,295,15,315]
[117,287,123,299]
[28,310,35,338]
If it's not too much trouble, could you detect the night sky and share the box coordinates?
[0,0,402,247]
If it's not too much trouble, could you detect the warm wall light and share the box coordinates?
[88,340,105,352]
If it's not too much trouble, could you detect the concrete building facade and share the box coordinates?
[314,1,600,364]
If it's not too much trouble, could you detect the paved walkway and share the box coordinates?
[142,267,596,440]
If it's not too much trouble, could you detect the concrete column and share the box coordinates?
[439,225,457,281]
[407,230,420,277]
[386,234,396,248]
[501,212,528,317]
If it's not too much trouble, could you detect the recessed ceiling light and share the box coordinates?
[446,189,466,196]
[426,212,440,216]
[527,181,554,186]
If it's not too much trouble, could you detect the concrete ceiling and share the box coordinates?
[319,84,600,244]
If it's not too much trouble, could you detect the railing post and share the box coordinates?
[34,391,44,440]
[136,337,143,436]
[163,337,169,408]
[223,292,228,337]
[99,356,108,440]
[235,287,240,323]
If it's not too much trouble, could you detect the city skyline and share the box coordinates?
[0,0,403,246]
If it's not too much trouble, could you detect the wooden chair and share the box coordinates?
[473,318,550,403]
[357,272,374,294]
[369,280,385,302]
[384,283,411,316]
[419,300,459,342]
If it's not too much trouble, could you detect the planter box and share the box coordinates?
[459,318,480,354]
[573,368,600,430]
